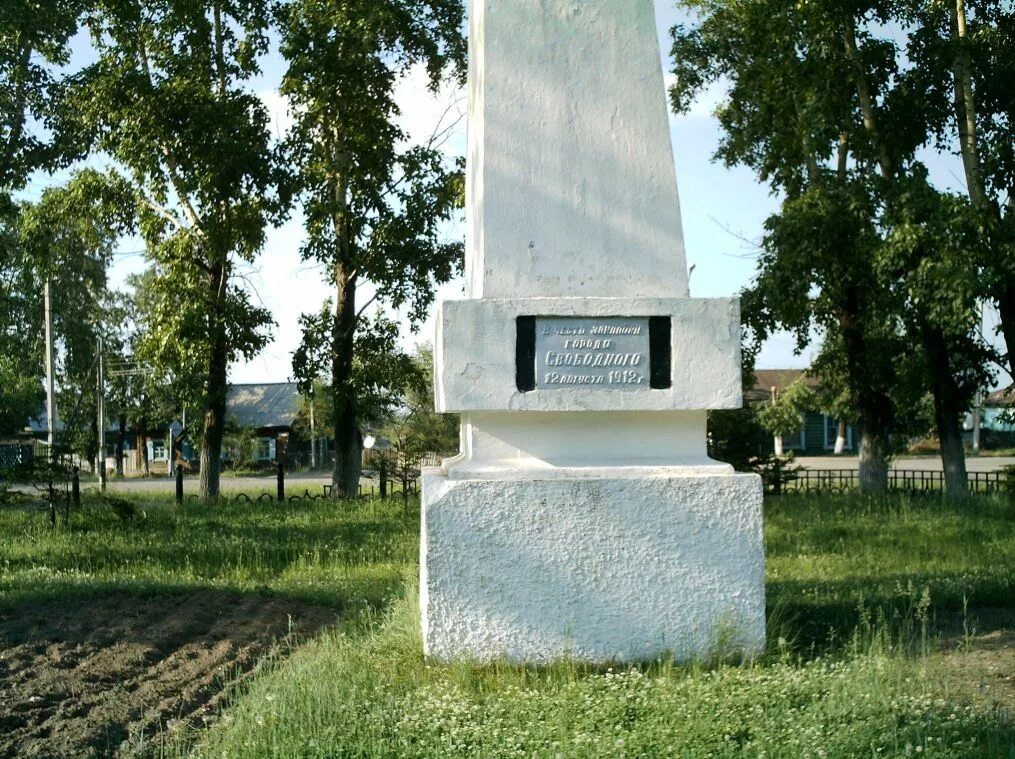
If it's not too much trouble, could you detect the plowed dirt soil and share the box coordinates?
[0,591,335,758]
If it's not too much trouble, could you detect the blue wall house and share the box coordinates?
[747,369,856,456]
[966,385,1015,447]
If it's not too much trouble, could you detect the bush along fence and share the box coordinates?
[761,464,1013,496]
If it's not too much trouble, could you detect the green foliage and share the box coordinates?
[671,0,1000,494]
[293,305,423,430]
[0,493,416,611]
[3,491,1014,755]
[222,426,258,472]
[0,0,81,193]
[0,171,131,448]
[707,406,769,471]
[382,344,458,457]
[2,1,93,444]
[68,0,280,497]
[757,379,816,438]
[900,1,1015,376]
[277,0,465,496]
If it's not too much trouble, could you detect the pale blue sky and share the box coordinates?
[35,2,1004,386]
[227,3,796,383]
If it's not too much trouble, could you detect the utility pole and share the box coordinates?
[44,276,57,463]
[97,336,106,490]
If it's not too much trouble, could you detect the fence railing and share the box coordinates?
[773,468,1010,495]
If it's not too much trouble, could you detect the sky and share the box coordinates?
[71,2,1005,386]
[221,3,790,384]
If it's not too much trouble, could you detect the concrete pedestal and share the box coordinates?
[421,470,764,663]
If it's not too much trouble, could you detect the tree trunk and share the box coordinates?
[839,298,893,494]
[198,258,230,500]
[331,265,361,498]
[88,414,98,474]
[920,322,969,499]
[950,0,988,212]
[199,323,229,500]
[843,18,893,178]
[858,425,890,493]
[773,436,784,456]
[834,420,847,455]
[949,0,1013,387]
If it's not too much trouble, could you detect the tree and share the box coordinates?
[1,0,81,193]
[0,170,129,472]
[293,304,425,488]
[1,0,83,437]
[0,210,43,436]
[385,345,458,454]
[672,0,900,492]
[277,0,466,498]
[757,378,816,456]
[18,171,132,465]
[381,344,458,504]
[903,1,1015,383]
[70,0,278,498]
[671,0,990,497]
[103,272,189,477]
[882,173,995,494]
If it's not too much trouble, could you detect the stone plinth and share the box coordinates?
[422,472,764,663]
[434,298,743,413]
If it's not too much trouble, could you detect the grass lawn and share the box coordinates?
[1,491,1014,757]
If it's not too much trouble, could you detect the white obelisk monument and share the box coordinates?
[421,0,765,663]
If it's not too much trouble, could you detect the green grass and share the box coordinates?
[2,492,1014,757]
[766,494,1015,649]
[0,493,416,613]
[181,604,1010,758]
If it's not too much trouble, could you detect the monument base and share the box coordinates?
[421,470,765,664]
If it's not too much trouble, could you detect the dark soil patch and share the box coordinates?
[0,591,336,758]
[935,607,1015,720]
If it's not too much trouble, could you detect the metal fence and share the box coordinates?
[0,443,34,469]
[775,468,1010,495]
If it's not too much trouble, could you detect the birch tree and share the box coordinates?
[277,0,465,497]
[672,0,991,497]
[71,0,278,498]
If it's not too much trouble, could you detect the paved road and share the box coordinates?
[15,471,387,498]
[94,471,334,495]
[19,456,1011,496]
[795,455,1014,472]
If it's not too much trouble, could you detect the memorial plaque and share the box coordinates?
[535,317,651,389]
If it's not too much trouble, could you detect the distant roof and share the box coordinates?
[227,383,301,429]
[746,369,819,403]
[986,385,1014,408]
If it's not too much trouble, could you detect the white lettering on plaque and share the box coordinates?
[535,317,651,389]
